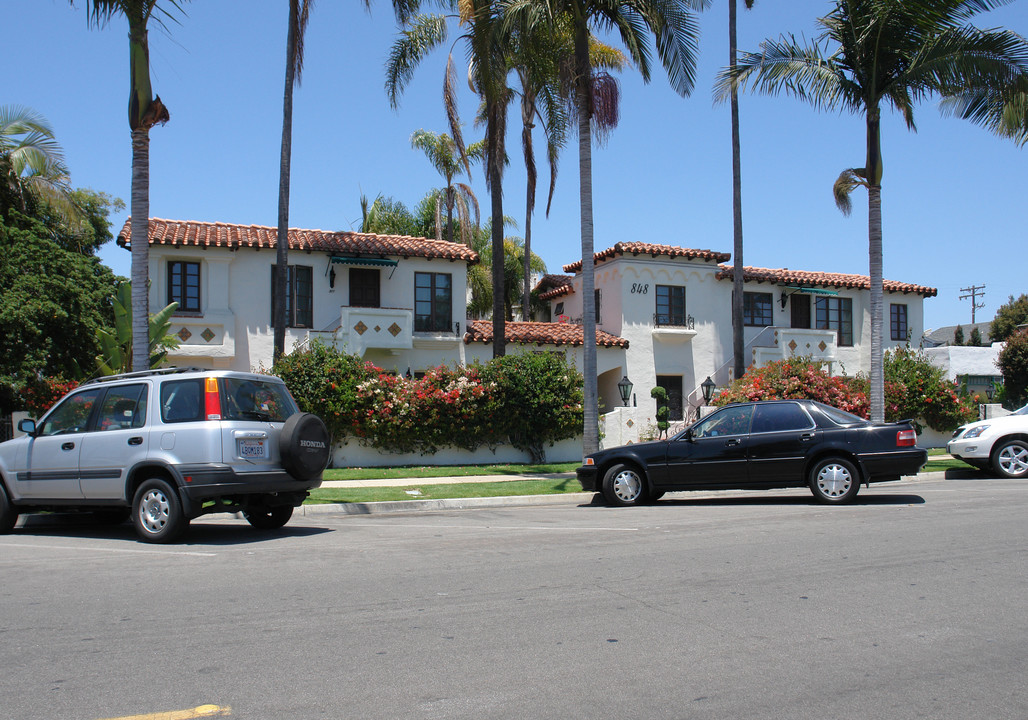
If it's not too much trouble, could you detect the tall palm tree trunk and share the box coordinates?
[489,110,506,358]
[575,18,598,455]
[866,110,884,423]
[130,127,150,372]
[868,182,884,422]
[730,0,745,382]
[274,2,300,361]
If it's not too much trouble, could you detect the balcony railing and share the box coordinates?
[653,313,695,329]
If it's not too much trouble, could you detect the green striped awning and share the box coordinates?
[786,286,838,296]
[330,256,398,267]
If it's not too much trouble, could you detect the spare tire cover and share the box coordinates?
[279,413,331,481]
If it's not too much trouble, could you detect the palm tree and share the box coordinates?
[942,72,1028,146]
[75,0,184,372]
[273,0,314,362]
[466,220,546,319]
[507,0,707,454]
[410,129,483,244]
[0,105,79,222]
[387,0,513,358]
[728,0,755,383]
[717,0,1028,422]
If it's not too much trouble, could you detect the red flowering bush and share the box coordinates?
[19,376,80,417]
[714,358,871,415]
[274,343,583,458]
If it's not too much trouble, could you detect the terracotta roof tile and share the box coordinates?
[465,320,629,348]
[563,242,731,273]
[117,218,480,264]
[715,265,937,297]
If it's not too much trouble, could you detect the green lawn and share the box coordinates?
[305,450,971,505]
[322,462,579,481]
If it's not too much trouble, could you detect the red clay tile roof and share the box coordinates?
[117,218,480,264]
[716,265,937,297]
[563,242,731,273]
[465,320,629,348]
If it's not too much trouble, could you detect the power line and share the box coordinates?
[959,284,986,324]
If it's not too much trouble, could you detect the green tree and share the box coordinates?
[0,105,79,224]
[954,324,965,346]
[0,197,121,379]
[942,64,1028,146]
[75,0,185,372]
[969,326,983,347]
[990,293,1028,343]
[997,328,1028,408]
[387,0,514,359]
[410,129,482,244]
[718,0,1028,423]
[507,0,707,454]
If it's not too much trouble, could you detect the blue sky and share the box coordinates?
[9,0,1027,334]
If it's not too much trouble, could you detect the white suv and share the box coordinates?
[947,404,1028,478]
[0,368,330,543]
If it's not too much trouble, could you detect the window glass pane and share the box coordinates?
[815,297,853,346]
[743,292,772,326]
[691,405,753,439]
[98,384,147,431]
[39,389,103,435]
[222,378,298,422]
[168,261,201,312]
[294,266,313,328]
[415,272,451,332]
[160,380,204,424]
[655,286,686,325]
[752,403,813,433]
[891,303,908,341]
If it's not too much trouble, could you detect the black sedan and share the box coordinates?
[578,400,927,506]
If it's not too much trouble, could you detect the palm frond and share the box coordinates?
[385,13,449,109]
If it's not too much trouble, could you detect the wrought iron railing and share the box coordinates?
[653,313,695,329]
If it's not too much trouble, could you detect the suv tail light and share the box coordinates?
[896,429,917,447]
[205,377,222,420]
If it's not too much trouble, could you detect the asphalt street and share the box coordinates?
[1,473,1025,720]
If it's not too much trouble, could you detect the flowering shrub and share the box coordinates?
[882,346,979,431]
[19,375,80,417]
[714,353,978,433]
[273,343,583,459]
[714,358,871,415]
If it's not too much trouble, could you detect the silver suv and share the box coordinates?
[0,368,330,543]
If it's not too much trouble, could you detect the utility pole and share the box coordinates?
[959,284,986,324]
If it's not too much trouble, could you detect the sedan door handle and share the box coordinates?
[128,436,144,446]
[801,433,815,441]
[61,442,75,451]
[724,439,741,447]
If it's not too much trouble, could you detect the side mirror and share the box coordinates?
[17,418,36,435]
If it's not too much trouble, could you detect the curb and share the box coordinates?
[300,470,969,516]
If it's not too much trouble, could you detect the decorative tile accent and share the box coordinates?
[626,419,635,428]
[388,323,402,337]
[177,327,192,342]
[354,321,368,336]
[788,339,798,352]
[819,341,827,352]
[201,328,215,343]
[374,325,382,333]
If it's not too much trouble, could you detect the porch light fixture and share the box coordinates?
[617,375,634,407]
[700,376,716,405]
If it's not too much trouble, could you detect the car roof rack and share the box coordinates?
[80,367,207,386]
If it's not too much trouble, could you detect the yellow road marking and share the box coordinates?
[98,704,231,720]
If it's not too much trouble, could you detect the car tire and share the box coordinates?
[279,413,331,481]
[243,505,294,530]
[809,457,861,504]
[0,482,17,534]
[601,463,646,507]
[132,478,187,543]
[991,439,1028,478]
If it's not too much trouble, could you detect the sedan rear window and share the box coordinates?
[814,402,867,426]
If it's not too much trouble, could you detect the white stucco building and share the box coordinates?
[121,220,937,453]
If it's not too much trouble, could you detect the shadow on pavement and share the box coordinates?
[580,492,926,508]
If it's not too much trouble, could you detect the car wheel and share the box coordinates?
[243,505,294,530]
[601,463,646,507]
[991,439,1028,478]
[809,457,860,504]
[0,482,17,534]
[280,413,332,481]
[132,478,187,543]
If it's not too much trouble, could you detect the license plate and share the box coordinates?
[238,439,266,459]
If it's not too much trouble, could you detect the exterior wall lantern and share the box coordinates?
[700,376,717,405]
[617,375,634,407]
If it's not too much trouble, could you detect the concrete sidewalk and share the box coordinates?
[319,472,575,488]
